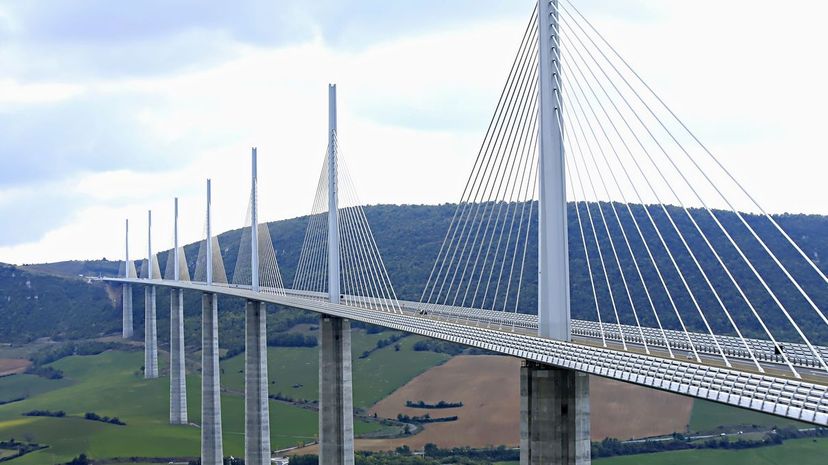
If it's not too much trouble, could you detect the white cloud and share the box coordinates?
[0,0,826,265]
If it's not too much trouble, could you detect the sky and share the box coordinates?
[0,0,826,265]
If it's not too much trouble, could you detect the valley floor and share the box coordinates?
[0,331,820,464]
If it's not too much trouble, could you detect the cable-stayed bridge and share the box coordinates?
[100,1,827,464]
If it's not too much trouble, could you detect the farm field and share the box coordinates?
[594,437,828,464]
[362,355,693,450]
[0,359,30,377]
[495,438,828,465]
[220,331,450,408]
[689,399,808,433]
[0,328,451,464]
[0,350,379,464]
[0,333,819,464]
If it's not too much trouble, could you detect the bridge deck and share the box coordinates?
[104,277,828,426]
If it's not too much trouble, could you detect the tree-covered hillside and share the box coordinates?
[7,203,828,346]
[0,263,119,342]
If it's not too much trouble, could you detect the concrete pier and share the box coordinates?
[169,288,188,424]
[245,301,271,465]
[122,284,133,338]
[201,293,223,465]
[520,362,590,465]
[143,286,158,379]
[319,316,354,465]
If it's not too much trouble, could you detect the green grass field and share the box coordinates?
[493,438,828,464]
[220,331,450,408]
[689,399,808,433]
[0,350,379,464]
[595,437,828,464]
[0,329,450,464]
[2,327,819,465]
[0,373,71,402]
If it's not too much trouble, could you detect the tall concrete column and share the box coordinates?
[122,284,133,338]
[245,301,270,465]
[319,83,355,465]
[319,316,354,465]
[123,219,133,338]
[144,210,159,379]
[520,362,590,465]
[170,288,187,424]
[144,285,158,378]
[170,197,188,424]
[201,293,223,465]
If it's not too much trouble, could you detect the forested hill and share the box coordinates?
[7,203,828,345]
[0,263,119,342]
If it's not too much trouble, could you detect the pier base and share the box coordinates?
[520,361,590,465]
[245,301,271,465]
[201,293,223,465]
[169,289,187,424]
[143,286,158,379]
[319,316,354,465]
[122,284,133,338]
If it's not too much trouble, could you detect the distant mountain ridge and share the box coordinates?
[5,203,828,346]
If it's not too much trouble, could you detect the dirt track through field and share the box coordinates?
[354,355,692,450]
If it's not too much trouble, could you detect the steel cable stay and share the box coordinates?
[432,31,539,314]
[457,62,539,327]
[498,117,539,320]
[337,139,402,313]
[419,4,539,312]
[555,1,826,372]
[293,153,330,294]
[479,73,539,321]
[438,26,539,324]
[551,35,708,365]
[452,57,540,313]
[562,90,651,354]
[558,107,629,352]
[556,13,826,374]
[509,148,539,333]
[489,96,540,328]
[555,22,736,368]
[559,0,828,290]
[231,197,254,287]
[336,157,382,310]
[420,9,537,303]
[559,83,673,357]
[422,12,539,313]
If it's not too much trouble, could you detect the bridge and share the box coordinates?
[100,1,828,464]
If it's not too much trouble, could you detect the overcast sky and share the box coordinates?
[0,0,826,265]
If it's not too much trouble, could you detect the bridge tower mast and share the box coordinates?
[319,83,355,465]
[245,148,272,465]
[122,219,133,338]
[522,1,590,464]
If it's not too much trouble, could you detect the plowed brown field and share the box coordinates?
[294,355,693,452]
[0,358,30,377]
